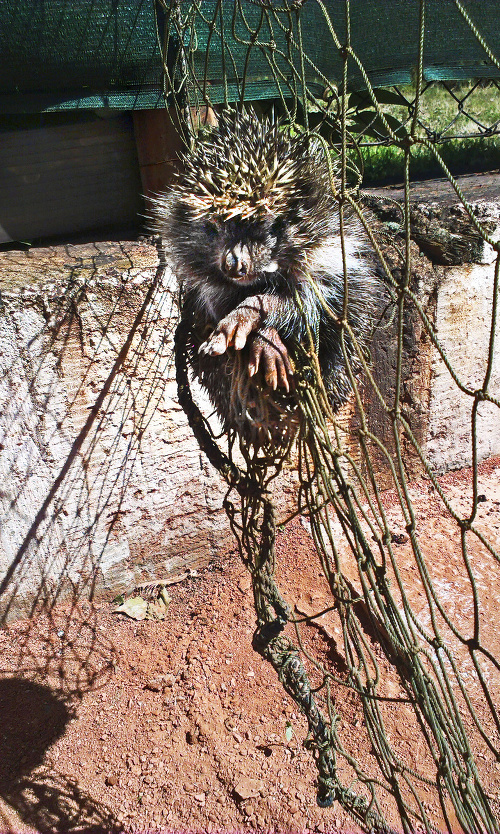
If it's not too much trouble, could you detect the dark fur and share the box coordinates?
[155,110,377,443]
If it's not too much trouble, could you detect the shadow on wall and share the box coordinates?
[0,238,180,624]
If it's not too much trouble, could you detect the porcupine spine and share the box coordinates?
[156,109,377,444]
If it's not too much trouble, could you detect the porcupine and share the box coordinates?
[156,109,377,448]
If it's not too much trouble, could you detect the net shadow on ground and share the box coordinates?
[0,677,122,833]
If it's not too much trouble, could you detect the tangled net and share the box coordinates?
[0,1,498,831]
[165,1,500,831]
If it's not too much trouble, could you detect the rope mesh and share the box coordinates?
[165,2,500,831]
[0,2,498,832]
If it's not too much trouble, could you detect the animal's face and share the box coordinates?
[177,212,302,288]
[212,217,281,285]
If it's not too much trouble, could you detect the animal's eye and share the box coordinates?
[269,218,283,245]
[204,222,219,238]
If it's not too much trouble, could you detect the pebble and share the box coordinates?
[234,777,265,801]
[105,774,119,786]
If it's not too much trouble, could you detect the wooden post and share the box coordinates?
[133,106,217,200]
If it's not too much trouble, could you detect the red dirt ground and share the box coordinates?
[0,459,499,834]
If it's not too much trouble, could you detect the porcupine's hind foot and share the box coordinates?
[199,304,293,392]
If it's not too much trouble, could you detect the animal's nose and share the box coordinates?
[224,243,251,278]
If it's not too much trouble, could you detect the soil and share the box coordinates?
[0,458,500,834]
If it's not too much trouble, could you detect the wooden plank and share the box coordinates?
[0,116,143,243]
[133,107,217,200]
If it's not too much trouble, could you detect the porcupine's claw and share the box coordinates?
[199,302,262,357]
[248,328,293,392]
[200,324,293,391]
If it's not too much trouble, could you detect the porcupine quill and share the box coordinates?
[155,109,377,450]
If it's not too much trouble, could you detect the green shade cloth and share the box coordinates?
[0,1,498,113]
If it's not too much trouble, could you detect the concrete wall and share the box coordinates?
[428,254,500,472]
[0,194,498,619]
[0,240,229,620]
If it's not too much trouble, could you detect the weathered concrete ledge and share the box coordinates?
[361,185,500,481]
[0,239,233,620]
[0,175,499,619]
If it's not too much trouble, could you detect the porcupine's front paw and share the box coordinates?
[199,302,261,356]
[247,328,293,392]
[199,304,293,391]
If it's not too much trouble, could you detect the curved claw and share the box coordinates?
[199,302,262,356]
[248,328,293,391]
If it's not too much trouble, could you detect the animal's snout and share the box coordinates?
[223,243,252,279]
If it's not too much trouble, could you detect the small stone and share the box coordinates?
[105,775,119,787]
[234,777,265,801]
[237,574,252,593]
[194,792,206,804]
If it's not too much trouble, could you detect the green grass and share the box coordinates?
[360,135,500,185]
[349,81,500,185]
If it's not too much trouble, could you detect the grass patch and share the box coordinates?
[349,80,500,185]
[360,135,500,185]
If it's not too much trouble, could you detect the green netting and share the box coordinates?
[0,2,499,833]
[164,0,500,104]
[0,0,163,112]
[164,2,500,832]
[0,1,499,112]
